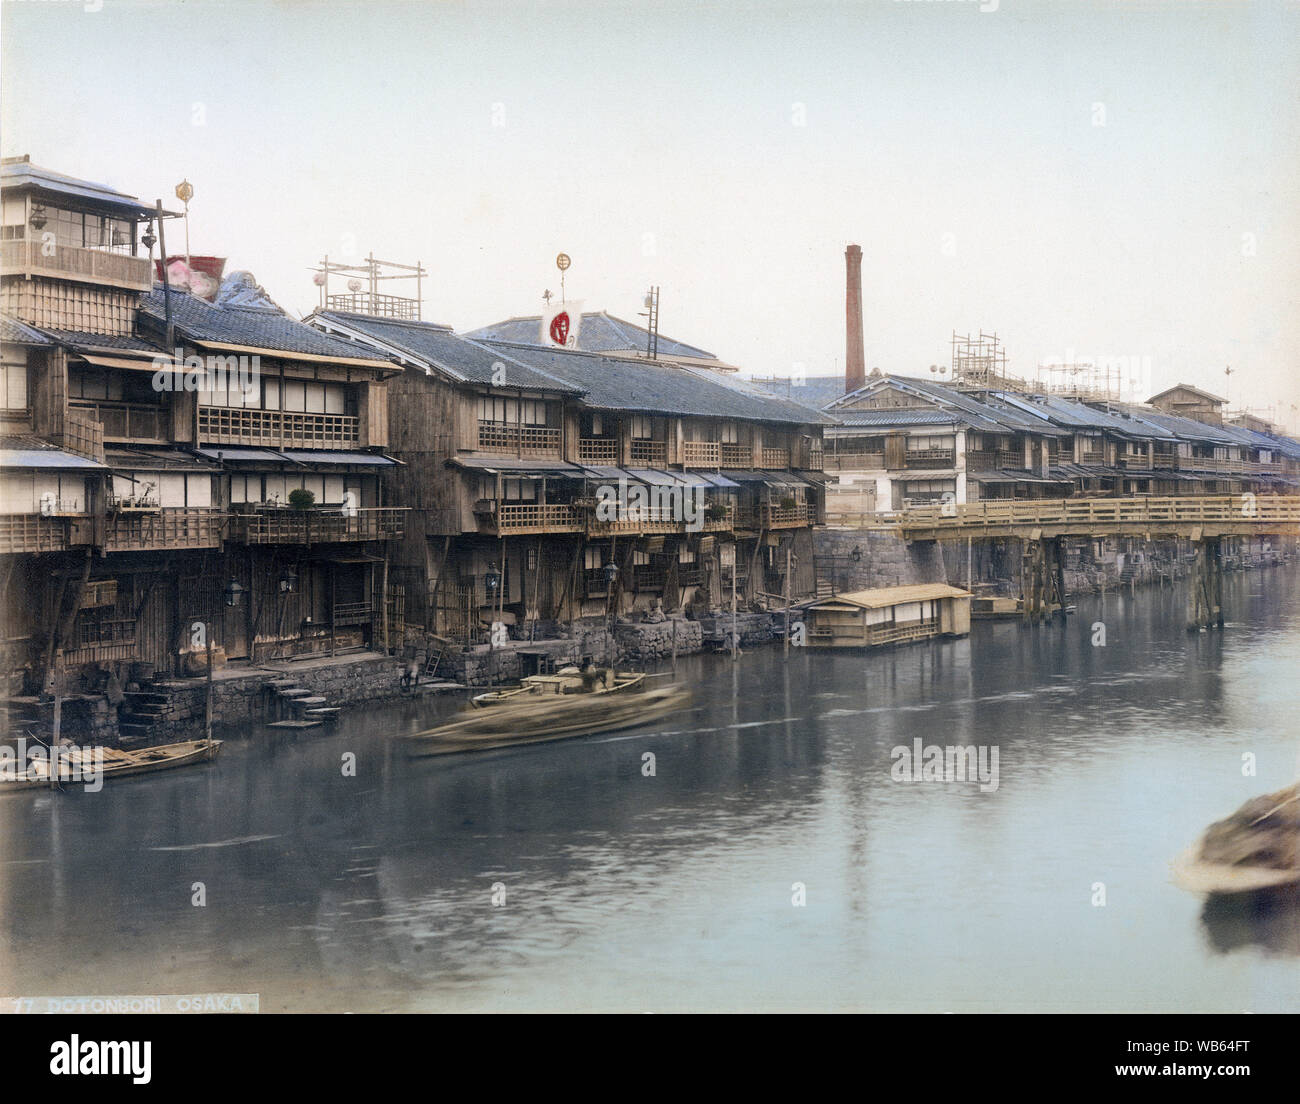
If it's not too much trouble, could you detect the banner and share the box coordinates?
[540,300,583,348]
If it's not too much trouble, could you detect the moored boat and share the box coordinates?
[1,739,222,792]
[1172,781,1300,894]
[470,667,646,707]
[406,685,690,758]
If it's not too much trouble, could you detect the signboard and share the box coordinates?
[540,299,583,348]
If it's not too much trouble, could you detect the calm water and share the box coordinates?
[2,568,1298,1012]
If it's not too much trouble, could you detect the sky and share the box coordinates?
[3,0,1298,429]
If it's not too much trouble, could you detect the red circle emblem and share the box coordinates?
[549,311,570,345]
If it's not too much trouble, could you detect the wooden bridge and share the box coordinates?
[892,495,1300,541]
[887,496,1300,630]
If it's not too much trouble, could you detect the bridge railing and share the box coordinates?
[895,495,1300,530]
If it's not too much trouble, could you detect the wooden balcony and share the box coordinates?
[1079,450,1106,465]
[228,507,406,544]
[761,447,791,469]
[823,452,885,471]
[477,421,561,457]
[60,407,105,462]
[720,443,751,467]
[681,441,721,468]
[73,401,167,444]
[967,449,1024,471]
[577,438,617,463]
[701,504,735,531]
[1176,455,1245,473]
[474,501,584,535]
[762,502,811,528]
[1,238,152,292]
[0,513,70,553]
[798,446,825,471]
[102,507,225,552]
[904,448,956,469]
[199,407,360,449]
[629,439,667,464]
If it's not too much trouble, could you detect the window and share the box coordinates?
[282,380,306,412]
[68,366,124,402]
[721,422,738,444]
[1,361,27,410]
[629,415,652,439]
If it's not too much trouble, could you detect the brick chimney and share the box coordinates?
[845,244,865,394]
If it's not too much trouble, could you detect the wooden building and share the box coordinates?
[804,583,972,648]
[1,158,405,703]
[306,310,830,642]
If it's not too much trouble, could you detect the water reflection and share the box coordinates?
[1,567,1298,1011]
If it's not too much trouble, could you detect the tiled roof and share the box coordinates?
[990,392,1161,438]
[1,315,52,346]
[828,376,1062,436]
[0,157,164,218]
[750,374,852,411]
[828,409,959,428]
[309,312,581,393]
[467,311,717,361]
[39,329,162,354]
[483,341,834,425]
[140,290,392,365]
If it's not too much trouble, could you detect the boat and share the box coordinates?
[1172,781,1300,894]
[405,684,690,758]
[1,739,222,792]
[470,667,646,707]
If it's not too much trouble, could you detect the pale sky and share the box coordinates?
[3,0,1298,429]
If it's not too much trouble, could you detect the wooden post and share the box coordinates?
[49,691,61,790]
[1054,538,1067,624]
[671,616,678,677]
[731,545,738,660]
[783,539,791,656]
[381,550,390,654]
[204,626,214,747]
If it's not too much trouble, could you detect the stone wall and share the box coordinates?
[814,529,949,592]
[614,617,703,665]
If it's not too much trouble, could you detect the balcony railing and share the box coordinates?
[629,439,667,464]
[1,238,152,292]
[332,601,374,626]
[720,443,751,467]
[1176,455,1245,473]
[228,507,406,544]
[0,513,69,554]
[72,402,166,443]
[762,502,811,528]
[904,448,956,468]
[577,438,618,463]
[476,421,562,457]
[102,507,225,552]
[701,504,735,531]
[823,452,885,471]
[60,407,105,462]
[474,501,584,535]
[967,449,1024,470]
[199,406,360,449]
[681,441,721,467]
[1079,450,1106,465]
[798,446,825,471]
[761,447,791,469]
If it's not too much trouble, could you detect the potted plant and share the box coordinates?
[778,494,796,510]
[288,488,316,510]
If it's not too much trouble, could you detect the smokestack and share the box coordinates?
[845,244,865,394]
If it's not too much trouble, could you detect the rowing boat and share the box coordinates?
[471,668,646,707]
[0,739,222,792]
[1172,781,1300,894]
[405,685,690,758]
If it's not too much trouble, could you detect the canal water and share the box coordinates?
[2,568,1298,1013]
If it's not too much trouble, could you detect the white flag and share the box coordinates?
[540,300,583,348]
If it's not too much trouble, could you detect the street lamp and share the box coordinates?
[28,204,47,232]
[485,562,501,594]
[278,567,297,594]
[224,578,246,607]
